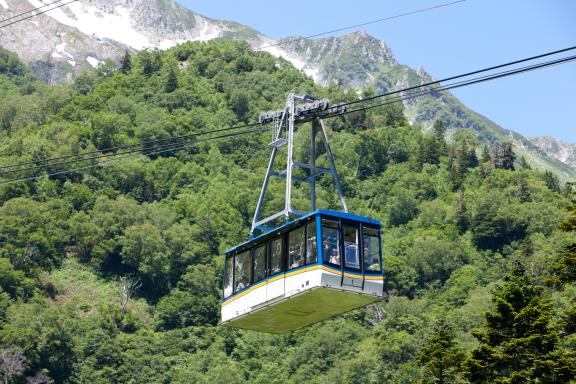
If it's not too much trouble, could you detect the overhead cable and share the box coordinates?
[0,0,79,29]
[0,127,268,184]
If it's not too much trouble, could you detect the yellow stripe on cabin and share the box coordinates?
[222,265,321,306]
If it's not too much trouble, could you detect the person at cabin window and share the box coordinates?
[363,236,381,272]
[324,238,340,265]
[306,223,317,264]
[369,257,380,271]
[289,227,305,269]
[344,233,359,269]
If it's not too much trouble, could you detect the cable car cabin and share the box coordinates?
[222,210,383,334]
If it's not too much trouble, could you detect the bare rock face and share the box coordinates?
[530,136,576,168]
[278,31,396,88]
[0,0,262,82]
[0,0,127,82]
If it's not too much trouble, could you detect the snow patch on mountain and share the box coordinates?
[27,0,152,49]
[87,56,102,68]
[257,38,321,82]
[55,41,75,66]
[0,0,9,10]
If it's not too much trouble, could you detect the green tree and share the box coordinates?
[165,67,178,93]
[462,261,575,383]
[517,175,531,203]
[454,189,469,233]
[120,50,132,73]
[432,119,447,143]
[481,144,491,164]
[470,196,526,251]
[448,129,478,189]
[417,120,447,165]
[119,224,170,290]
[543,170,560,193]
[500,142,516,170]
[547,195,576,288]
[417,319,464,384]
[72,71,95,95]
[90,112,130,150]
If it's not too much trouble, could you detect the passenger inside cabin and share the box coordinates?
[324,238,340,265]
[290,256,302,269]
[236,274,249,291]
[344,233,359,268]
[368,257,380,271]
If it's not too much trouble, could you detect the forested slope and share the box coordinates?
[0,41,575,383]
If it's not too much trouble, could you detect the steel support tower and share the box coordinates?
[251,94,348,235]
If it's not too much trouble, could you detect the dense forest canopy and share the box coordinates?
[0,40,575,383]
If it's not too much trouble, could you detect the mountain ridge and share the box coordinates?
[0,0,574,179]
[529,136,576,168]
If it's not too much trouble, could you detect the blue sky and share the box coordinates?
[178,0,575,143]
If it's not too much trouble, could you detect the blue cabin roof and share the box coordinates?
[225,210,380,254]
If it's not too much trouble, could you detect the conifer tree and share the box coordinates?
[462,261,575,383]
[165,67,178,93]
[418,319,464,384]
[120,50,132,73]
[417,120,447,165]
[517,175,531,203]
[454,189,468,233]
[547,193,576,287]
[432,119,446,140]
[492,142,501,169]
[543,170,560,193]
[479,144,492,176]
[500,142,516,170]
[481,144,491,164]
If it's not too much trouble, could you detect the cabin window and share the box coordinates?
[322,219,340,266]
[363,227,381,273]
[306,220,317,265]
[253,244,267,283]
[288,226,305,269]
[234,250,250,292]
[270,238,283,275]
[343,225,360,269]
[224,254,234,298]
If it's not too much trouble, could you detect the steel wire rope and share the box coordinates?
[327,55,576,118]
[6,54,576,182]
[331,45,576,110]
[0,124,268,176]
[3,52,576,176]
[253,0,466,51]
[0,0,68,23]
[0,127,269,184]
[332,54,576,115]
[2,49,576,176]
[0,0,79,29]
[0,121,264,172]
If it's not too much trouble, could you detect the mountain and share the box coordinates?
[278,32,576,181]
[0,0,574,180]
[0,0,306,82]
[529,136,576,168]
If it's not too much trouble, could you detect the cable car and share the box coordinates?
[222,210,383,333]
[222,94,384,333]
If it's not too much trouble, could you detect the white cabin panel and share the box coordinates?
[266,276,284,302]
[249,283,268,308]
